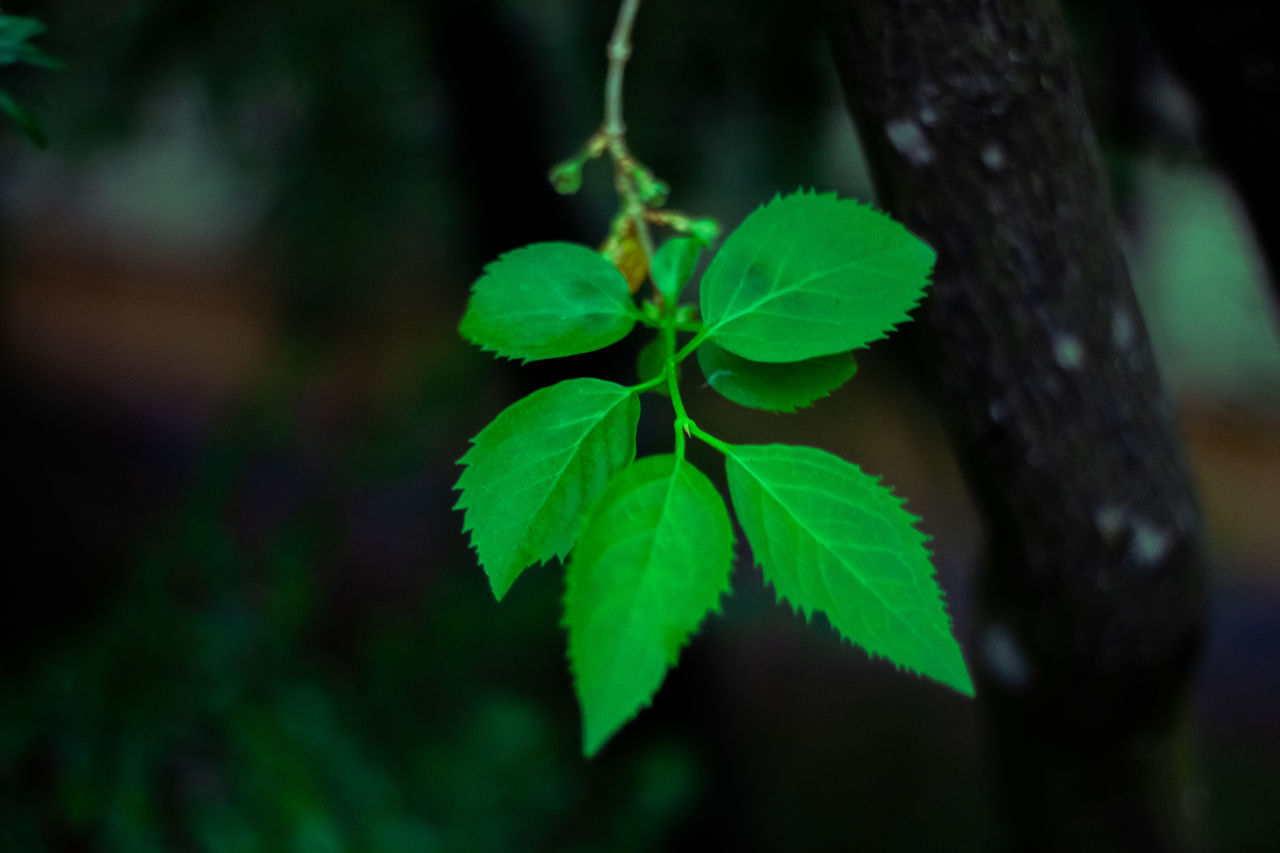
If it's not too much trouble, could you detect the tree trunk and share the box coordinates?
[826,2,1207,849]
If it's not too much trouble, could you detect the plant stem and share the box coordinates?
[666,359,688,461]
[660,306,688,459]
[688,422,734,456]
[673,327,711,364]
[629,373,668,396]
[599,0,656,267]
[603,0,641,138]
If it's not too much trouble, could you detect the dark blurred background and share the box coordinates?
[1,1,1277,850]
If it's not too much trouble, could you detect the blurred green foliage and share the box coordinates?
[0,370,705,851]
[0,13,60,146]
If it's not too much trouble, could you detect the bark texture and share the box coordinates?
[827,2,1207,849]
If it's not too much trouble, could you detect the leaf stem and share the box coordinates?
[687,422,735,456]
[673,327,711,364]
[667,359,688,461]
[662,311,690,460]
[629,372,668,395]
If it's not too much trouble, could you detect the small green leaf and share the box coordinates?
[548,158,583,194]
[696,340,856,413]
[700,190,935,362]
[725,444,971,695]
[629,165,669,206]
[635,336,672,396]
[566,455,734,756]
[460,242,637,361]
[650,236,701,304]
[688,217,721,246]
[455,378,639,599]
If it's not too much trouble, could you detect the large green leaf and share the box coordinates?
[700,191,934,362]
[460,242,637,361]
[725,444,971,694]
[455,378,639,599]
[696,340,856,413]
[565,455,734,756]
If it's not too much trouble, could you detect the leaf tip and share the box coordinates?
[488,572,513,602]
[581,725,611,759]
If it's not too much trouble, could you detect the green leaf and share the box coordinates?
[0,16,47,48]
[725,444,971,694]
[635,336,672,396]
[455,378,639,600]
[0,15,60,70]
[460,242,637,361]
[696,340,856,413]
[566,455,734,756]
[700,190,935,362]
[650,236,701,304]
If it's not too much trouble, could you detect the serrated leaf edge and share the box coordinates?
[725,444,970,694]
[702,189,935,362]
[452,381,638,599]
[697,344,857,414]
[564,456,735,755]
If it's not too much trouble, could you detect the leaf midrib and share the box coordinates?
[705,240,914,338]
[593,462,688,709]
[489,386,633,570]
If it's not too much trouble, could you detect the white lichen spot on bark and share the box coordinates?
[1095,505,1126,542]
[1053,333,1085,370]
[885,117,934,166]
[1131,519,1172,569]
[1112,308,1135,350]
[981,142,1006,171]
[982,623,1031,690]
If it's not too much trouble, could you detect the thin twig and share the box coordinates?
[603,0,641,139]
[551,0,714,296]
[600,0,655,265]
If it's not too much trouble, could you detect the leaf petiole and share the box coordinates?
[666,355,688,461]
[628,372,668,395]
[673,327,711,364]
[687,422,734,456]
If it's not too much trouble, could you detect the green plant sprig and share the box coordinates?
[455,189,974,757]
[548,0,718,307]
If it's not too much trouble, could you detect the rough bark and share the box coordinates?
[826,2,1207,849]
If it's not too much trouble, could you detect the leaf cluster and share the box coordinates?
[455,191,971,755]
